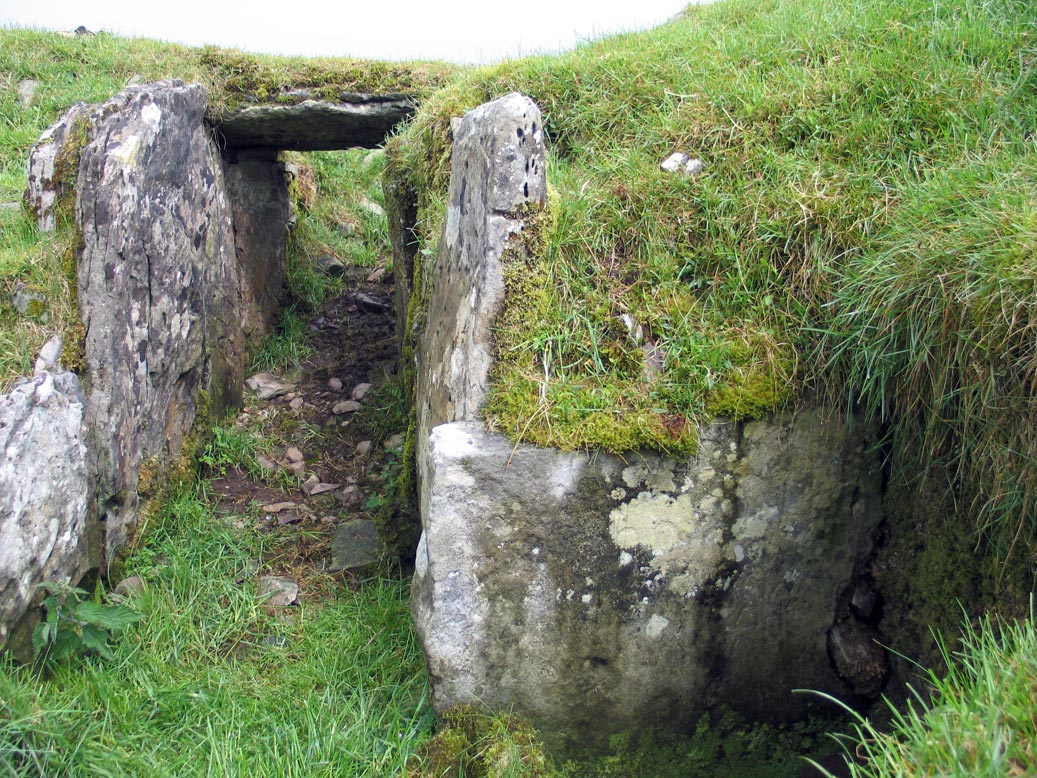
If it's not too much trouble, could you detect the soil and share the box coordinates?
[206,265,409,602]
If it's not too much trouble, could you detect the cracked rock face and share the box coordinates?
[75,80,243,561]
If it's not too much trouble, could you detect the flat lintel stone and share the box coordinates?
[214,96,416,151]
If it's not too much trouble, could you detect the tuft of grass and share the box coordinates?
[198,423,264,480]
[812,607,1037,778]
[0,485,433,777]
[247,306,312,375]
[818,149,1037,569]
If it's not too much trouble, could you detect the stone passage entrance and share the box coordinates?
[4,81,415,653]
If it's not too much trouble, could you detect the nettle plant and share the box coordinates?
[31,581,142,665]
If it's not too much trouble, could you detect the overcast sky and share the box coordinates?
[0,1,694,63]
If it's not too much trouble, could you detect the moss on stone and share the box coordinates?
[51,114,92,228]
[195,46,459,120]
[405,704,554,778]
[703,333,796,420]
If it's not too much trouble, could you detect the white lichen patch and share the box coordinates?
[732,503,779,541]
[608,489,727,597]
[646,613,670,639]
[609,491,693,551]
[621,462,679,491]
[140,102,162,130]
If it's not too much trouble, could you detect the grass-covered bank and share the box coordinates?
[3,1,1037,775]
[387,0,1037,558]
[0,487,432,776]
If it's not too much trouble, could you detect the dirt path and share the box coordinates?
[206,267,405,602]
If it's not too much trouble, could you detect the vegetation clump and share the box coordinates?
[405,705,554,778]
[30,581,142,666]
[818,608,1037,778]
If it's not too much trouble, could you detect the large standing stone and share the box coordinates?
[416,93,547,450]
[0,371,90,650]
[74,80,243,560]
[222,151,290,342]
[413,415,883,752]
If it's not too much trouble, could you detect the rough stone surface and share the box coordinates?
[33,335,64,376]
[330,519,382,571]
[24,102,91,231]
[416,93,546,456]
[413,415,883,751]
[0,371,90,649]
[215,95,416,151]
[75,80,243,561]
[222,152,289,341]
[257,575,299,607]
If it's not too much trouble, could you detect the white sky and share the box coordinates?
[0,1,693,63]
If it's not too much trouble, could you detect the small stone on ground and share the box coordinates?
[246,373,296,400]
[330,519,382,571]
[113,575,144,599]
[257,576,299,607]
[262,501,297,513]
[332,400,361,414]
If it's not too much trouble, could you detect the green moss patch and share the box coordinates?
[406,704,554,778]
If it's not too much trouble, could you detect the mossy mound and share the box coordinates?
[405,705,554,778]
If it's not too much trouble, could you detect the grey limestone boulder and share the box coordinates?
[413,415,883,751]
[74,80,243,560]
[0,371,90,649]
